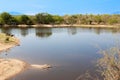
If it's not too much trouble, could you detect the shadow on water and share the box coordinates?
[35,28,52,38]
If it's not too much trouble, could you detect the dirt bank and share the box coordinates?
[2,24,120,28]
[0,59,27,80]
[0,59,51,80]
[0,33,19,52]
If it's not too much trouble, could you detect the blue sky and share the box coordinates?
[0,0,120,15]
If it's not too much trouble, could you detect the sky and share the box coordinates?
[0,0,120,15]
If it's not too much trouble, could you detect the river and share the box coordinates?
[0,27,120,80]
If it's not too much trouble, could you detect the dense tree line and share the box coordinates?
[0,12,120,26]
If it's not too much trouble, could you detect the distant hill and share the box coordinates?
[9,11,23,15]
[113,11,120,14]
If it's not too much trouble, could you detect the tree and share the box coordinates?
[63,15,77,25]
[0,17,4,25]
[35,13,54,24]
[79,15,88,24]
[52,15,63,24]
[0,12,13,25]
[94,15,102,24]
[107,15,118,25]
[87,14,94,24]
[100,14,110,24]
[108,18,118,25]
[19,15,33,25]
[68,15,77,25]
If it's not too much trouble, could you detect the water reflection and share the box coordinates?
[92,28,120,35]
[0,46,13,59]
[20,28,29,37]
[94,28,101,35]
[35,28,52,38]
[67,28,77,35]
[1,27,120,37]
[0,28,12,34]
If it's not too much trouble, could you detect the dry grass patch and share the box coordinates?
[98,47,120,80]
[0,33,19,52]
[0,33,19,44]
[76,47,120,80]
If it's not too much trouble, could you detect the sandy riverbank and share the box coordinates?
[0,59,51,80]
[0,33,19,52]
[0,59,27,80]
[1,24,120,28]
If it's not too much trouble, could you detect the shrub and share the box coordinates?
[98,47,120,80]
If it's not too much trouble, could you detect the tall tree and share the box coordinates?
[35,13,54,24]
[52,15,63,24]
[19,15,33,25]
[0,12,13,25]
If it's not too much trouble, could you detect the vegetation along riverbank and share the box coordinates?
[0,12,120,28]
